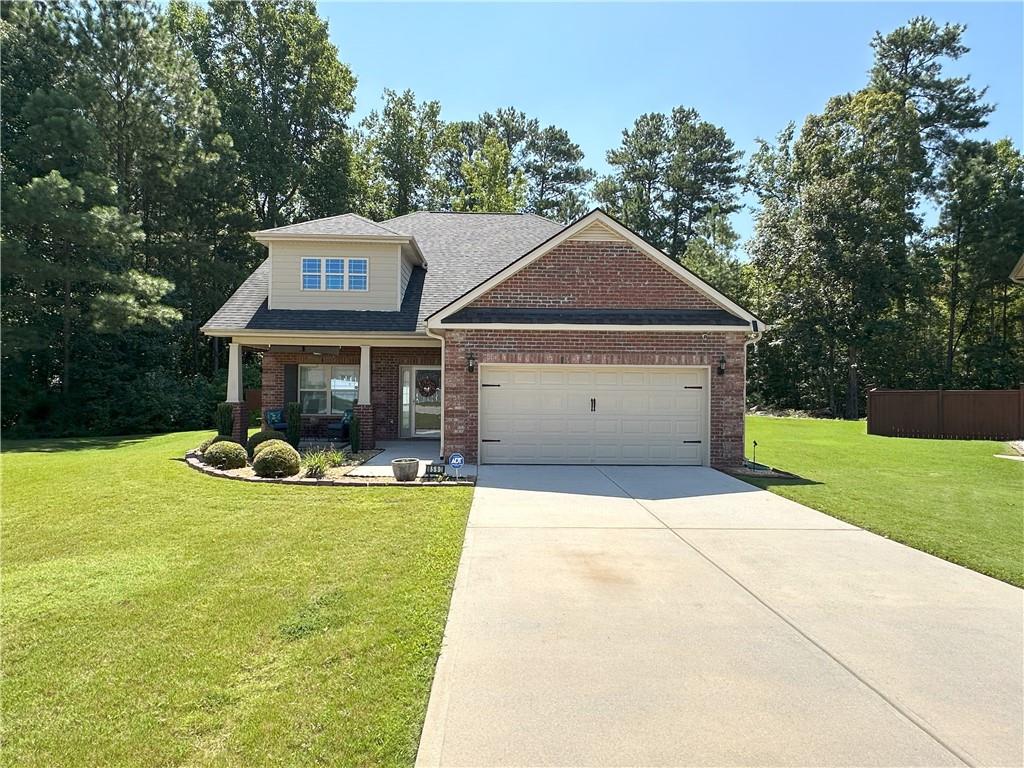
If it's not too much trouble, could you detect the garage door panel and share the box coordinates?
[479,365,707,465]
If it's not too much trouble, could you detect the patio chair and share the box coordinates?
[264,408,288,433]
[324,409,353,441]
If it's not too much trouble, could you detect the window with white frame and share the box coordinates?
[300,257,368,291]
[298,365,359,414]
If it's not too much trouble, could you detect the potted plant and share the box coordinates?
[391,457,420,482]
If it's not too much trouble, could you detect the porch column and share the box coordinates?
[354,344,374,450]
[358,345,371,405]
[226,342,243,403]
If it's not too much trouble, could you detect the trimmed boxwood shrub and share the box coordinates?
[253,438,291,457]
[203,440,247,470]
[247,429,286,457]
[285,402,302,448]
[197,434,231,454]
[215,402,234,436]
[253,442,301,478]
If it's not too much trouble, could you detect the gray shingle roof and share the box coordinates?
[253,212,408,238]
[382,212,563,323]
[444,307,748,326]
[203,212,563,333]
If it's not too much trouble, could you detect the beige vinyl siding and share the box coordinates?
[567,220,626,242]
[269,241,400,311]
[399,253,415,302]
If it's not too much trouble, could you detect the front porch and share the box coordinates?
[224,339,442,450]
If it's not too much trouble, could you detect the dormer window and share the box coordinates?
[301,257,368,291]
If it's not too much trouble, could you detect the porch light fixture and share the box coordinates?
[717,354,727,376]
[466,351,477,373]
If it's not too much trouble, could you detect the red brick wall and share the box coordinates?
[260,347,440,440]
[469,240,721,310]
[440,329,748,468]
[370,347,442,440]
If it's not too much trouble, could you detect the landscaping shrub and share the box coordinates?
[285,402,302,447]
[349,413,361,453]
[253,438,291,457]
[253,442,301,478]
[203,440,247,470]
[301,448,345,479]
[247,429,286,457]
[215,402,234,436]
[196,434,231,454]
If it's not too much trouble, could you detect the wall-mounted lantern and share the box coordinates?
[717,354,727,376]
[466,351,477,373]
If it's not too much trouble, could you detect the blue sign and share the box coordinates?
[448,452,465,469]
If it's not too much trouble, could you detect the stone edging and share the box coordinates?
[183,451,476,487]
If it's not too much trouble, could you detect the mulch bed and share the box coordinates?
[184,450,475,487]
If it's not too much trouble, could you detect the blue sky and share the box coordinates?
[321,2,1023,247]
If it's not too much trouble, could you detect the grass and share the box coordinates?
[744,416,1024,587]
[1,431,473,767]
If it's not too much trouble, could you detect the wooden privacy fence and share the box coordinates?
[867,386,1024,440]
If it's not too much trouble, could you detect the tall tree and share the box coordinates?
[932,139,1024,385]
[524,126,594,222]
[870,17,993,166]
[172,0,357,227]
[454,132,527,213]
[355,89,447,218]
[595,108,741,260]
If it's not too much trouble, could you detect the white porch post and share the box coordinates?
[226,342,243,403]
[358,345,372,405]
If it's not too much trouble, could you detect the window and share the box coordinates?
[299,365,359,415]
[301,258,321,290]
[299,257,369,291]
[325,258,344,290]
[348,258,368,291]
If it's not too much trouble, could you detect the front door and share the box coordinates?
[401,367,442,436]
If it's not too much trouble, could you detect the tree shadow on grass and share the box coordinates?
[1,434,154,454]
[727,471,824,490]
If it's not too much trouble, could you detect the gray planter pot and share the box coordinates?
[391,458,420,482]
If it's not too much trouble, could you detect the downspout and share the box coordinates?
[743,321,764,466]
[424,322,446,462]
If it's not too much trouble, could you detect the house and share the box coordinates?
[1012,253,1024,284]
[202,209,764,467]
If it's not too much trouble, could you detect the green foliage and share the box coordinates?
[253,438,292,457]
[197,434,230,454]
[302,447,345,478]
[173,0,357,227]
[349,414,361,453]
[247,429,287,457]
[253,442,301,478]
[214,402,234,436]
[455,132,527,213]
[595,107,742,260]
[202,439,247,469]
[285,402,302,448]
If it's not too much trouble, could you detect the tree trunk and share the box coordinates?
[62,271,71,396]
[845,346,859,420]
[944,219,962,382]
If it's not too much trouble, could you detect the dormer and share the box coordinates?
[252,214,425,312]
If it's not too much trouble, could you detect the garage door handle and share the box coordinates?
[481,383,501,387]
[684,440,702,444]
[590,397,596,412]
[481,439,501,443]
[684,385,703,390]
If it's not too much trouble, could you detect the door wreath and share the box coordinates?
[416,374,439,398]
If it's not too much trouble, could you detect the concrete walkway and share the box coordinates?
[417,466,1023,767]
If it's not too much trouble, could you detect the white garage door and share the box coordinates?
[479,365,707,465]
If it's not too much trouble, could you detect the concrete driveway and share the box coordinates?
[417,466,1023,768]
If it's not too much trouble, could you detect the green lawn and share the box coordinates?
[744,416,1024,587]
[1,431,472,767]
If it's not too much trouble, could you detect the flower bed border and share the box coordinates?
[184,451,476,487]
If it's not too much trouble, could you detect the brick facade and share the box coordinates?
[468,240,721,310]
[260,347,441,441]
[439,329,748,468]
